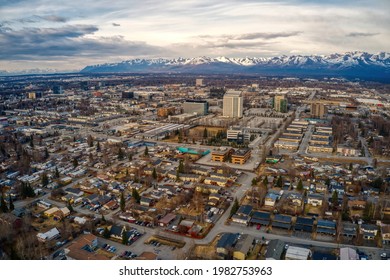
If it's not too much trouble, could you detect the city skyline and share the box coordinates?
[1,0,389,71]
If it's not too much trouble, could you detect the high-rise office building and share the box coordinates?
[196,78,204,87]
[223,91,243,118]
[274,95,288,113]
[122,91,134,99]
[311,103,328,119]
[183,100,208,116]
[52,85,63,94]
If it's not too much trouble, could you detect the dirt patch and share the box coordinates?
[145,235,185,248]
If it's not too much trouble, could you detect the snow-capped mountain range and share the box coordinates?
[82,51,390,81]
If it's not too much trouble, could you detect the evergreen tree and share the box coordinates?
[0,195,8,213]
[9,194,14,211]
[176,169,180,182]
[55,167,60,178]
[41,173,49,187]
[230,197,239,217]
[203,128,208,139]
[44,147,49,159]
[325,178,331,187]
[178,159,184,173]
[276,175,283,188]
[332,191,339,207]
[103,227,111,239]
[118,148,124,160]
[128,153,133,161]
[297,179,303,191]
[132,188,140,204]
[152,167,157,180]
[87,135,94,147]
[72,158,78,168]
[29,135,34,148]
[251,177,258,186]
[67,200,74,213]
[144,146,149,157]
[122,230,128,245]
[263,176,268,187]
[120,192,125,212]
[96,141,101,152]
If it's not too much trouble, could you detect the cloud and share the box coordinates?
[232,31,302,40]
[112,23,121,27]
[197,31,302,42]
[347,32,379,37]
[0,24,164,60]
[40,15,68,23]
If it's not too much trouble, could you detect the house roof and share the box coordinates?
[66,234,109,260]
[272,221,291,229]
[217,233,239,249]
[296,217,314,226]
[340,247,359,260]
[252,211,271,220]
[361,224,378,231]
[274,214,292,224]
[236,205,253,216]
[294,224,313,232]
[317,219,336,229]
[265,239,285,260]
[234,234,253,254]
[110,225,124,236]
[158,213,176,225]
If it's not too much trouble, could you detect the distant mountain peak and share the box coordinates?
[80,52,390,81]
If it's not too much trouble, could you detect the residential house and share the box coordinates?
[103,200,119,210]
[250,211,271,226]
[339,247,359,260]
[64,187,84,197]
[316,219,336,235]
[203,177,228,187]
[37,227,60,242]
[158,213,177,227]
[360,224,378,240]
[285,246,312,260]
[265,239,286,260]
[307,193,323,207]
[272,214,292,230]
[381,224,390,245]
[264,192,279,207]
[341,222,358,238]
[65,234,109,260]
[140,196,154,207]
[232,205,253,225]
[110,225,127,240]
[294,217,314,232]
[191,166,209,176]
[287,192,303,206]
[233,234,254,260]
[216,233,239,259]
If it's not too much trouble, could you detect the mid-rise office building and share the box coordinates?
[274,95,288,113]
[311,103,328,119]
[223,91,243,118]
[183,100,208,116]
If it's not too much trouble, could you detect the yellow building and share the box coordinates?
[231,149,251,165]
[211,148,233,162]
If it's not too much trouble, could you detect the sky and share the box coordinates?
[0,0,389,71]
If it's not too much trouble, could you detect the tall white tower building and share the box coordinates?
[223,91,243,118]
